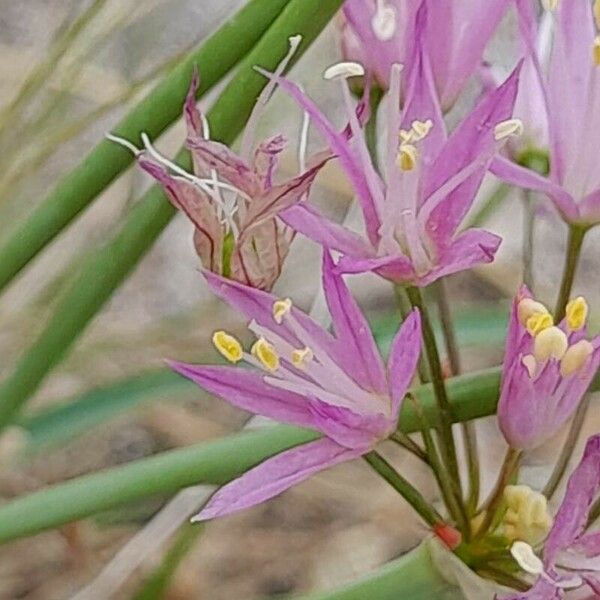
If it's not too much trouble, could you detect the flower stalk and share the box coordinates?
[554,225,587,320]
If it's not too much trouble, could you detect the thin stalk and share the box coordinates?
[405,286,462,496]
[522,189,535,290]
[0,0,290,293]
[554,225,586,320]
[475,447,521,540]
[543,394,591,500]
[363,451,442,527]
[0,0,345,431]
[364,85,383,172]
[431,279,480,516]
[389,431,429,465]
[407,395,471,539]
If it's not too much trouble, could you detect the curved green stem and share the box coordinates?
[363,451,442,527]
[554,225,586,320]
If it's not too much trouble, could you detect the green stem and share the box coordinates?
[0,0,345,432]
[431,279,480,516]
[553,225,586,320]
[543,394,591,500]
[475,447,521,540]
[522,189,535,290]
[405,286,462,498]
[0,0,289,293]
[364,85,383,172]
[389,431,429,465]
[363,451,442,527]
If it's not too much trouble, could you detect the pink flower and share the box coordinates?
[169,252,422,520]
[261,6,522,287]
[492,1,600,225]
[505,434,600,598]
[340,0,511,110]
[498,286,600,450]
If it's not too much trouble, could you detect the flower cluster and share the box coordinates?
[111,0,600,596]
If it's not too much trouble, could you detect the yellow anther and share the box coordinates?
[503,485,553,546]
[251,337,280,371]
[526,312,553,336]
[517,298,551,328]
[398,144,418,171]
[522,354,537,378]
[494,118,524,141]
[566,296,588,331]
[594,37,600,67]
[212,330,243,363]
[399,128,413,143]
[560,340,594,377]
[273,298,292,324]
[291,346,314,370]
[411,119,433,141]
[534,326,568,362]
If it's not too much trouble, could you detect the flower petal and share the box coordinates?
[193,437,363,520]
[387,309,421,417]
[322,252,387,394]
[544,434,600,564]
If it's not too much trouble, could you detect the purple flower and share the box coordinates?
[169,252,422,520]
[262,8,522,288]
[498,286,600,450]
[491,1,600,226]
[505,434,600,599]
[340,0,511,110]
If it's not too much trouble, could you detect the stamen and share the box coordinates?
[503,485,553,545]
[411,119,433,141]
[291,346,313,370]
[371,0,396,41]
[560,340,594,376]
[517,298,551,327]
[212,330,243,363]
[522,354,537,378]
[594,36,600,67]
[565,296,588,331]
[494,118,524,141]
[251,337,280,371]
[273,298,293,324]
[510,541,544,575]
[105,133,142,156]
[323,61,365,80]
[534,326,568,361]
[399,129,413,143]
[397,144,418,171]
[526,312,553,336]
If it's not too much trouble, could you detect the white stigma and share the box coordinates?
[323,61,365,80]
[372,0,397,41]
[510,542,544,575]
[105,133,142,156]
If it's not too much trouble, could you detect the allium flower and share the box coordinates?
[263,10,522,288]
[498,287,600,450]
[506,434,600,599]
[492,0,600,226]
[169,252,422,520]
[340,0,511,109]
[109,37,328,291]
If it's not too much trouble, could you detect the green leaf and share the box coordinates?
[0,0,289,292]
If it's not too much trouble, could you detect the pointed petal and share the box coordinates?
[490,156,579,223]
[387,309,421,416]
[193,437,363,520]
[183,68,203,137]
[253,134,287,189]
[322,252,387,394]
[257,68,382,245]
[544,434,600,564]
[139,158,223,273]
[169,362,317,429]
[280,203,374,257]
[423,65,521,243]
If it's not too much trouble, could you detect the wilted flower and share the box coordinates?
[498,286,600,450]
[169,252,422,520]
[506,434,600,599]
[340,0,511,109]
[108,37,328,291]
[262,9,522,288]
[492,0,600,226]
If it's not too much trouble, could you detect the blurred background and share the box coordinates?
[0,1,599,598]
